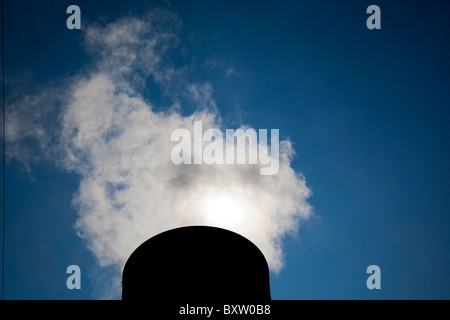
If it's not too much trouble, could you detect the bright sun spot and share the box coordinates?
[203,194,246,229]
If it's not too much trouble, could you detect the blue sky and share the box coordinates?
[2,0,450,300]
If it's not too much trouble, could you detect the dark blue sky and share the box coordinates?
[2,0,450,299]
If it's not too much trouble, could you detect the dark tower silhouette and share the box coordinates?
[122,226,271,303]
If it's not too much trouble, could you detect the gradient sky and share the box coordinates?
[1,0,450,300]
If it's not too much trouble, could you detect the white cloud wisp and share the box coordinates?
[6,9,313,299]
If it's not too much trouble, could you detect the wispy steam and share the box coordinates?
[6,9,312,298]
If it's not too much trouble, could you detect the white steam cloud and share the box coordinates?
[6,9,312,298]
